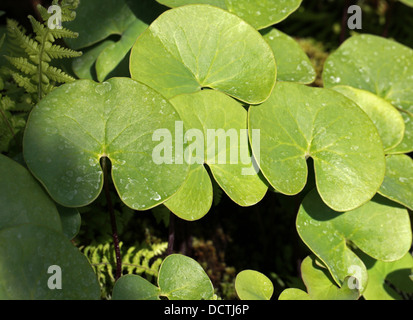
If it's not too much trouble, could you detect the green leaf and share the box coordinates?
[156,0,302,29]
[400,0,413,7]
[261,28,315,84]
[66,0,163,50]
[66,0,165,79]
[278,255,360,300]
[225,0,302,30]
[56,205,81,240]
[278,288,310,300]
[0,154,62,232]
[95,20,146,82]
[0,224,101,299]
[359,251,413,300]
[112,254,214,300]
[296,189,412,293]
[323,34,413,154]
[379,154,413,210]
[72,40,115,80]
[156,0,227,9]
[164,165,213,221]
[249,82,385,211]
[112,274,160,300]
[129,5,276,104]
[23,78,189,209]
[332,85,405,152]
[235,270,274,300]
[158,254,214,300]
[164,90,268,220]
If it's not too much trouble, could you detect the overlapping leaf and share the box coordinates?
[0,224,100,299]
[235,270,274,300]
[111,274,160,300]
[67,0,165,81]
[359,251,413,300]
[0,154,62,232]
[249,82,385,211]
[164,90,268,220]
[156,0,302,29]
[56,205,81,240]
[261,28,315,84]
[156,0,226,9]
[323,34,413,154]
[379,154,413,210]
[23,78,189,209]
[130,5,277,104]
[0,155,99,299]
[296,189,412,293]
[225,0,302,30]
[332,85,405,152]
[112,254,214,300]
[278,255,360,300]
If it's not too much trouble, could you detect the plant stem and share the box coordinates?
[101,156,122,280]
[167,212,175,255]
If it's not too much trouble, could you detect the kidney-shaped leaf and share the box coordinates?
[112,274,160,300]
[156,0,227,9]
[296,189,412,292]
[67,0,165,81]
[0,154,62,232]
[332,85,405,152]
[164,90,268,220]
[112,254,214,300]
[379,154,413,210]
[359,251,413,300]
[261,28,315,84]
[130,5,276,104]
[156,0,302,30]
[323,34,413,154]
[23,78,189,209]
[56,205,81,240]
[0,224,100,299]
[225,0,302,30]
[235,270,274,300]
[249,82,385,211]
[278,255,360,300]
[158,254,214,300]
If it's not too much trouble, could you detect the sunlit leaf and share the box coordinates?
[249,82,385,211]
[23,78,189,209]
[296,189,412,292]
[323,34,413,154]
[130,5,276,104]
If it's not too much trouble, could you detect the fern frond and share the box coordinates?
[50,27,79,40]
[6,19,39,58]
[41,62,76,83]
[41,83,57,96]
[0,95,16,112]
[37,0,79,24]
[0,34,5,49]
[44,43,82,60]
[5,4,81,101]
[80,241,167,299]
[29,15,56,46]
[4,56,37,75]
[36,5,50,22]
[8,71,37,93]
[60,0,79,22]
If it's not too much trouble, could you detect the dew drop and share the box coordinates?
[95,82,112,95]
